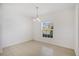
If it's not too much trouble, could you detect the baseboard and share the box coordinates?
[74,48,79,56]
[34,39,74,50]
[2,39,32,48]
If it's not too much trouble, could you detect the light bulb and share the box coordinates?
[36,17,41,22]
[33,17,41,22]
[33,18,37,22]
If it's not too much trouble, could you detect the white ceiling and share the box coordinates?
[2,3,75,18]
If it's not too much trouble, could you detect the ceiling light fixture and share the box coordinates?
[33,6,41,22]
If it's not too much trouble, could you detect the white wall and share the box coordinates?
[74,4,79,56]
[2,4,33,48]
[0,4,2,53]
[78,4,79,56]
[33,7,75,49]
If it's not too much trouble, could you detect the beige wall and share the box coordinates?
[78,4,79,56]
[2,4,33,48]
[0,4,2,53]
[33,7,75,49]
[74,4,79,56]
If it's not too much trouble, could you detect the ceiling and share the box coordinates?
[2,3,75,18]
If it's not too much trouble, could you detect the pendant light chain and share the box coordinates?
[36,6,39,18]
[33,5,40,22]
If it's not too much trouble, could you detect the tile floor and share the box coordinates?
[1,40,75,56]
